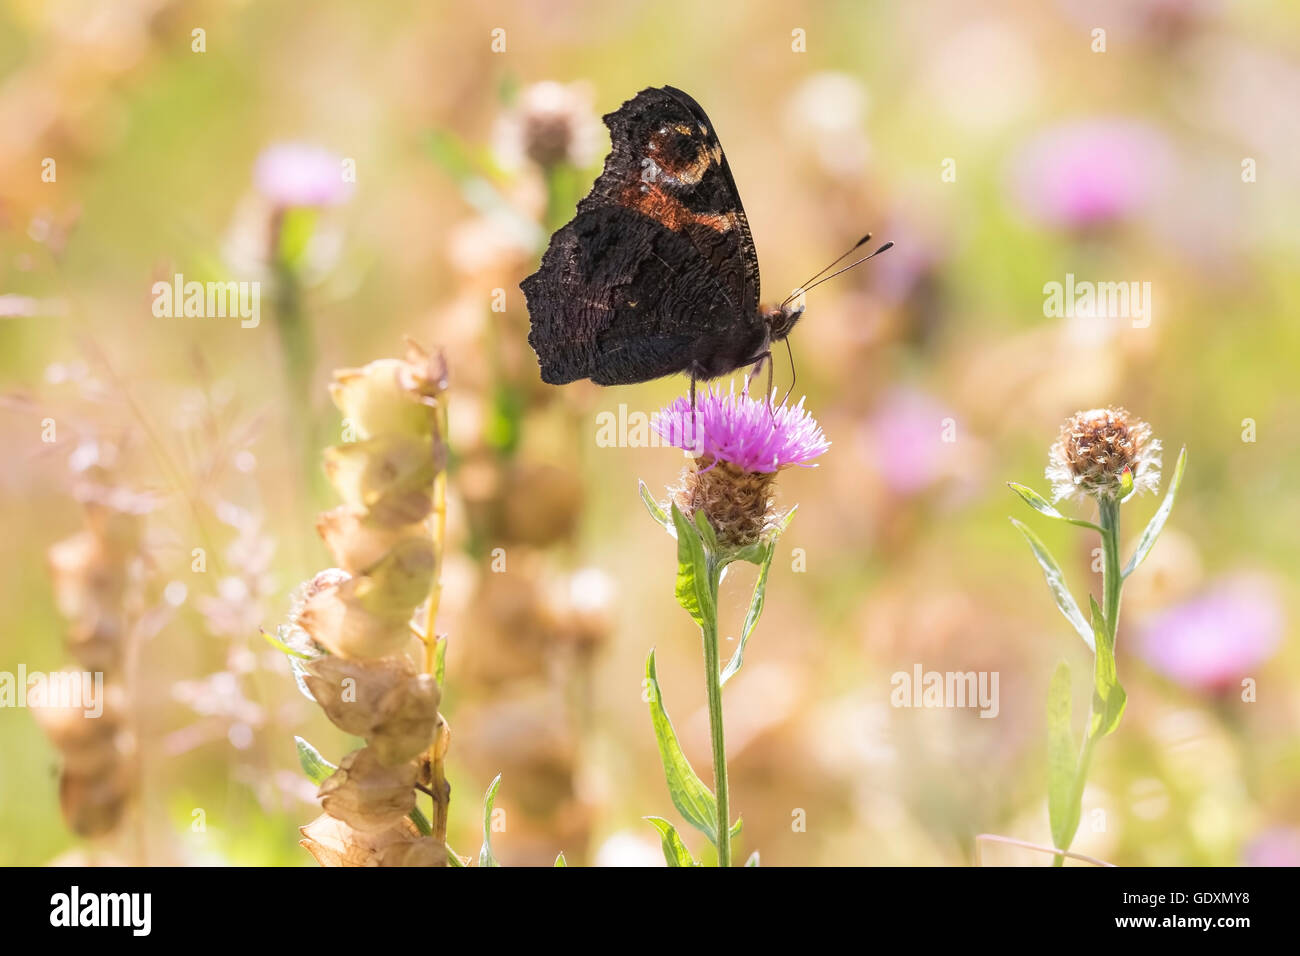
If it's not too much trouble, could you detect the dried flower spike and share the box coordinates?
[654,383,829,549]
[1046,406,1161,503]
[37,478,147,841]
[286,341,452,866]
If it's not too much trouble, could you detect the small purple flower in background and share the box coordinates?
[1244,827,1300,867]
[862,387,953,496]
[254,142,354,209]
[1007,118,1173,229]
[1138,575,1283,693]
[652,382,828,549]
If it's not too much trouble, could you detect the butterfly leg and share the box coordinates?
[779,336,797,409]
[743,351,773,412]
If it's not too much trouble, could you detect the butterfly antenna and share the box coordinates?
[790,241,894,299]
[780,234,875,308]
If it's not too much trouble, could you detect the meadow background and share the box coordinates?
[1,0,1297,866]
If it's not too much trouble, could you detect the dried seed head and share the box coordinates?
[323,436,439,528]
[671,460,780,551]
[495,81,601,171]
[317,747,418,832]
[294,574,410,660]
[59,766,132,838]
[1047,407,1162,503]
[303,656,440,765]
[299,813,445,868]
[328,343,447,443]
[316,506,413,572]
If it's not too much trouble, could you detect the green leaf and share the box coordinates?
[644,649,721,845]
[1118,467,1135,500]
[294,736,336,786]
[554,852,567,867]
[639,480,671,531]
[262,625,311,659]
[694,508,720,553]
[479,773,503,867]
[1007,482,1102,531]
[645,816,700,867]
[745,850,760,867]
[1087,597,1127,739]
[434,635,447,688]
[447,847,466,867]
[720,540,775,687]
[671,503,716,631]
[1010,518,1094,651]
[1123,446,1186,579]
[1046,662,1078,850]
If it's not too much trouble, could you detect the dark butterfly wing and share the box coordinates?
[521,86,765,386]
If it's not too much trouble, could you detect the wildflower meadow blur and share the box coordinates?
[2,0,1298,867]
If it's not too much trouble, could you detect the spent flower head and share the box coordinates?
[493,80,602,171]
[653,382,829,549]
[1046,406,1161,503]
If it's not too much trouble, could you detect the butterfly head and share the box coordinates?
[763,300,806,342]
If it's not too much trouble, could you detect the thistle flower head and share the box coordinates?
[1046,406,1161,503]
[654,383,830,474]
[653,383,829,550]
[254,142,354,208]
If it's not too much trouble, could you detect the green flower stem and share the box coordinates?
[1099,496,1122,648]
[1053,496,1123,867]
[700,558,732,868]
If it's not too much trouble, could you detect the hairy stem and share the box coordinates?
[424,400,451,848]
[702,561,731,867]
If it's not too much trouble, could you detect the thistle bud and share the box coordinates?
[1046,407,1162,503]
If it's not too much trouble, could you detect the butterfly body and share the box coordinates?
[521,86,803,389]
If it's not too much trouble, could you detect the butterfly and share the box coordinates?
[520,85,890,405]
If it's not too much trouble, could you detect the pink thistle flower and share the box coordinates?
[254,142,354,208]
[652,382,828,550]
[653,382,829,474]
[1007,118,1173,229]
[1137,575,1283,693]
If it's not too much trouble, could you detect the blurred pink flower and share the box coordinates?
[1007,119,1173,229]
[1137,575,1283,692]
[862,388,952,495]
[254,143,353,208]
[1244,827,1300,867]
